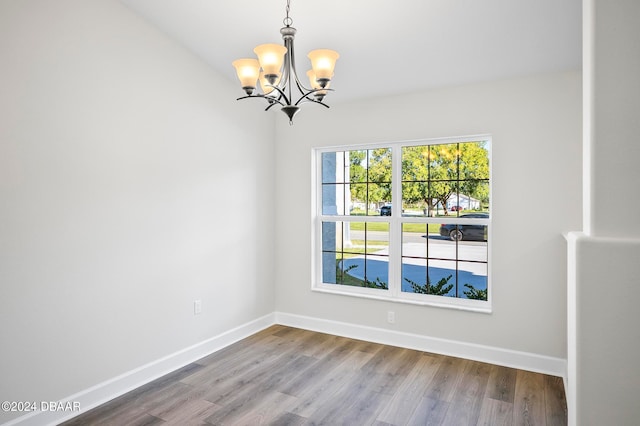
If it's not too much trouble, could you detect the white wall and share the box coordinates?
[587,0,640,238]
[0,1,587,423]
[274,72,582,359]
[0,0,274,423]
[567,1,640,424]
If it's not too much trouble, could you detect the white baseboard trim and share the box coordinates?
[3,313,276,426]
[4,311,567,426]
[275,311,567,379]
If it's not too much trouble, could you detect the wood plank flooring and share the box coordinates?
[61,325,567,425]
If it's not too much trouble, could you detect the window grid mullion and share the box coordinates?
[389,145,402,297]
[315,138,490,310]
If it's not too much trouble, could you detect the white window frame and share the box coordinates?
[311,135,492,313]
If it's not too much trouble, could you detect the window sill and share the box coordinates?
[312,285,492,314]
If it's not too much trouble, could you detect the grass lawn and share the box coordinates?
[349,222,440,233]
[333,265,387,289]
[336,267,367,286]
[341,240,388,258]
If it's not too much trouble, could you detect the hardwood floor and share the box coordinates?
[61,325,567,425]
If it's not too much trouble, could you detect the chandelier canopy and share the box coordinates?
[232,0,339,124]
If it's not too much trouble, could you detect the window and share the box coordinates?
[314,137,491,311]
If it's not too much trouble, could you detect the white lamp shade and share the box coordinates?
[307,49,339,81]
[232,58,260,89]
[253,44,287,76]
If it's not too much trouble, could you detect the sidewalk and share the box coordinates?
[340,241,487,298]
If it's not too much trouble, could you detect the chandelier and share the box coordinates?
[232,0,339,124]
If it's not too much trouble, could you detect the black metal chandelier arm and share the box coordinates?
[264,100,282,111]
[294,88,335,106]
[296,95,331,109]
[235,94,257,101]
[286,37,314,94]
[266,85,292,106]
[293,74,313,95]
[235,94,285,107]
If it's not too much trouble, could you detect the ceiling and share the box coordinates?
[121,0,582,104]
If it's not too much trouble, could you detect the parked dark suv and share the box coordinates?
[439,213,488,241]
[380,205,392,216]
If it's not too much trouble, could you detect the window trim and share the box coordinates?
[311,135,492,313]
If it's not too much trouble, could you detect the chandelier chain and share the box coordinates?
[283,0,293,27]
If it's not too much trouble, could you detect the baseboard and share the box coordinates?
[275,311,567,378]
[3,313,276,426]
[4,310,567,425]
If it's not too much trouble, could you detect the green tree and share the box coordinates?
[339,263,388,289]
[349,150,367,182]
[401,142,489,215]
[404,275,454,295]
[364,277,388,290]
[458,142,490,208]
[463,283,487,300]
[348,150,368,211]
[349,148,392,209]
[367,148,392,204]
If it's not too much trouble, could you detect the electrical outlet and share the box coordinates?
[194,300,202,315]
[387,310,395,324]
